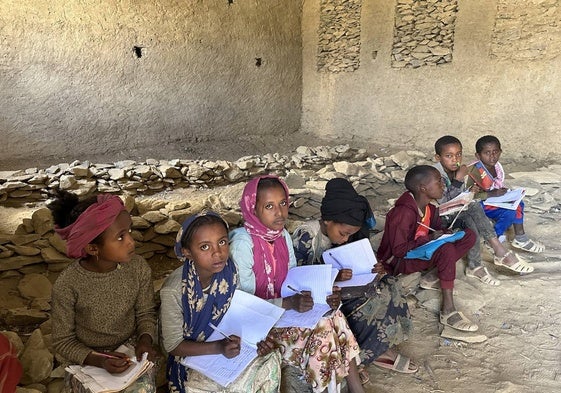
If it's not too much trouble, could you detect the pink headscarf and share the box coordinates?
[240,175,290,299]
[54,194,126,259]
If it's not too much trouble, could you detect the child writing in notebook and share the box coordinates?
[49,190,158,393]
[432,135,533,280]
[160,211,281,393]
[377,165,478,332]
[229,175,364,393]
[467,135,544,253]
[292,178,417,377]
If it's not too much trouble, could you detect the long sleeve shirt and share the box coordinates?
[51,255,157,365]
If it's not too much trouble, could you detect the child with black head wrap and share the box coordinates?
[293,178,417,378]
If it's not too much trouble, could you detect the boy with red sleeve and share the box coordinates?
[377,165,478,332]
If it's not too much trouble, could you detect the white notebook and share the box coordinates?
[322,238,378,287]
[181,289,284,387]
[65,344,153,393]
[275,264,338,329]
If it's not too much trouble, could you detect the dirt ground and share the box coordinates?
[1,137,560,393]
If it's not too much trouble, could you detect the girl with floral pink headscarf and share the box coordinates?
[229,175,365,393]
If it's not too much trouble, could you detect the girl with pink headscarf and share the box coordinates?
[229,175,364,393]
[49,190,158,393]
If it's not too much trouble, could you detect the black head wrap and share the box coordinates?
[320,178,376,231]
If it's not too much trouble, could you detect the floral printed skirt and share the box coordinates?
[271,310,360,393]
[340,275,413,365]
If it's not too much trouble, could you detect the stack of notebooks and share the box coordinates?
[65,344,153,393]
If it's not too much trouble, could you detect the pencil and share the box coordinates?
[208,322,232,342]
[287,285,304,295]
[416,221,436,232]
[449,202,469,229]
[328,252,345,268]
[95,352,129,361]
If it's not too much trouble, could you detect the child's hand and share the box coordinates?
[101,352,131,374]
[220,335,241,359]
[470,184,481,194]
[326,287,341,310]
[256,333,277,356]
[372,263,387,275]
[336,268,353,281]
[489,188,508,197]
[288,291,314,313]
[135,334,159,362]
[455,164,469,179]
[430,230,444,240]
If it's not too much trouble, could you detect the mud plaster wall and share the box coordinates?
[0,1,302,164]
[302,0,561,159]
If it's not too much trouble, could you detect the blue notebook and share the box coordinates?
[405,231,466,260]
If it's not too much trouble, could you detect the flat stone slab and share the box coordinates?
[509,171,561,184]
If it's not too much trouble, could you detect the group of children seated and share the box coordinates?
[46,134,543,393]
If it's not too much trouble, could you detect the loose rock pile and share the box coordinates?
[2,146,561,392]
[0,146,369,204]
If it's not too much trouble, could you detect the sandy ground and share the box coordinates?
[365,210,561,393]
[1,144,559,392]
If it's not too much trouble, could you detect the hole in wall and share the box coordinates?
[133,46,143,58]
[255,57,262,67]
[228,0,234,5]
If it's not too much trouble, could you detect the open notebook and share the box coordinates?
[275,264,338,329]
[65,344,153,393]
[438,191,474,216]
[483,188,525,210]
[181,289,284,387]
[322,238,378,288]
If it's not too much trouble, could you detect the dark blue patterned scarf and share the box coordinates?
[167,212,238,392]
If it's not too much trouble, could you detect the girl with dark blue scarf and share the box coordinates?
[159,211,281,392]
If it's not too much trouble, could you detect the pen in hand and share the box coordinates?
[287,285,304,295]
[94,352,130,361]
[209,322,233,342]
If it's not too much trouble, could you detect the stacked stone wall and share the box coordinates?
[392,0,459,68]
[0,146,433,280]
[491,0,561,61]
[317,0,362,72]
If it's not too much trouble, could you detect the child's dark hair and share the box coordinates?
[435,135,462,155]
[404,165,439,194]
[48,190,98,229]
[180,214,229,249]
[475,135,501,153]
[257,177,285,199]
[47,190,103,244]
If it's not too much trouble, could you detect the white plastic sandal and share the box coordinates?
[494,251,534,273]
[511,238,545,253]
[466,266,501,286]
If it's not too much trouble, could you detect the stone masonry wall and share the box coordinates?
[491,0,561,60]
[0,145,428,279]
[302,0,561,158]
[392,0,459,68]
[317,0,362,72]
